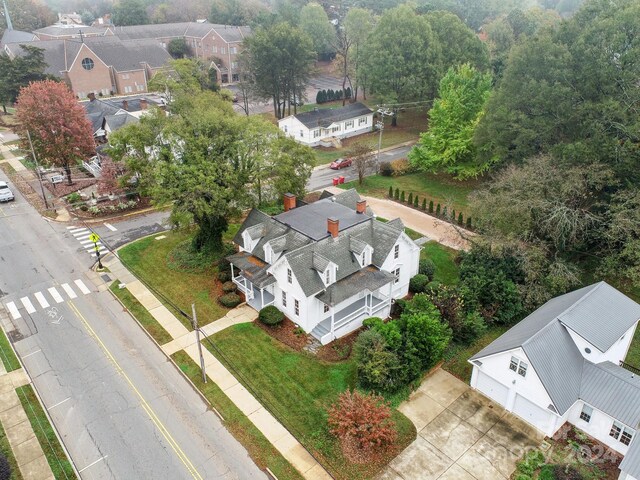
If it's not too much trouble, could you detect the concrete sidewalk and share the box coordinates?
[0,363,55,480]
[104,254,332,480]
[326,186,472,250]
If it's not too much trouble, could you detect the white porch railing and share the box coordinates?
[319,295,391,345]
[233,275,254,301]
[82,156,102,178]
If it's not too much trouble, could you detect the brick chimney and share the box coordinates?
[327,217,339,238]
[139,98,148,110]
[356,199,366,214]
[283,193,296,212]
[122,100,128,111]
[88,92,96,101]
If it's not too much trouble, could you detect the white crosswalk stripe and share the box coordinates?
[6,301,21,320]
[48,287,64,304]
[68,226,108,258]
[34,292,50,309]
[20,296,36,314]
[74,279,91,295]
[61,283,77,299]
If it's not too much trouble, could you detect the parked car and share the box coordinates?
[330,158,352,170]
[0,181,15,202]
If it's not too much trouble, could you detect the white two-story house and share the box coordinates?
[469,282,640,480]
[277,103,374,147]
[227,189,420,344]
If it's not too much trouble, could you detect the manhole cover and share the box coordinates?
[101,274,112,283]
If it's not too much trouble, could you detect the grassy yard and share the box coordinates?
[442,326,510,383]
[206,323,416,480]
[0,329,21,372]
[118,228,238,329]
[172,351,304,480]
[0,420,23,480]
[421,241,460,286]
[15,385,76,480]
[341,172,481,216]
[110,281,173,345]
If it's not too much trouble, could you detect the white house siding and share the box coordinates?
[471,348,559,435]
[277,112,374,147]
[269,257,315,332]
[568,400,634,456]
[380,233,421,299]
[619,473,639,480]
[566,324,637,365]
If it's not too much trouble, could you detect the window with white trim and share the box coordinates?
[300,130,304,138]
[313,129,321,138]
[361,251,366,266]
[124,86,133,93]
[212,46,218,53]
[121,73,129,80]
[345,120,354,129]
[221,47,226,54]
[580,405,593,423]
[230,46,237,54]
[358,116,367,125]
[287,268,292,284]
[332,125,341,132]
[231,61,238,69]
[282,291,287,307]
[509,356,527,377]
[394,244,399,259]
[610,421,635,446]
[325,270,330,284]
[136,84,144,92]
[283,125,288,133]
[294,299,299,316]
[393,267,400,284]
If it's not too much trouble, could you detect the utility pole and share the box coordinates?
[26,130,50,210]
[192,304,207,383]
[376,119,384,162]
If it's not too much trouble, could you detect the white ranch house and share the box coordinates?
[469,282,640,480]
[277,103,374,147]
[227,189,420,344]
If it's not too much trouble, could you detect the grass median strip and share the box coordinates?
[110,281,173,345]
[0,329,21,372]
[15,385,76,480]
[171,351,304,480]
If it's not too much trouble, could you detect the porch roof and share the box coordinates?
[227,252,275,288]
[316,267,394,306]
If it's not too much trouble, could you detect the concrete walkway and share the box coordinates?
[325,187,472,250]
[104,254,332,480]
[379,369,543,480]
[0,144,27,172]
[0,362,55,480]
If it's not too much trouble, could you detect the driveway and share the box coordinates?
[380,369,544,480]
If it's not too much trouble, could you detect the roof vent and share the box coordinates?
[585,347,591,354]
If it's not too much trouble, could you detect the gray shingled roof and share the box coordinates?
[3,40,80,76]
[316,267,395,306]
[112,22,249,43]
[84,37,171,70]
[290,102,373,129]
[33,25,110,37]
[0,29,37,47]
[620,437,640,478]
[104,113,138,131]
[274,197,371,241]
[558,282,640,352]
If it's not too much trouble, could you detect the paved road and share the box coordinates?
[306,143,413,191]
[0,173,264,479]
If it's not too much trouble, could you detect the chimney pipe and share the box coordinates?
[88,92,96,101]
[122,100,128,111]
[283,193,296,212]
[356,199,366,214]
[327,217,339,238]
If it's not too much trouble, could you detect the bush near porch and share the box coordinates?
[118,226,240,330]
[205,322,416,480]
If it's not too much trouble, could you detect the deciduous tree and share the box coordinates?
[410,64,492,179]
[15,80,95,185]
[0,46,49,112]
[299,2,335,60]
[348,142,373,185]
[112,0,149,26]
[167,38,189,59]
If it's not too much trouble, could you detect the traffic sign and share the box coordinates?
[89,233,100,243]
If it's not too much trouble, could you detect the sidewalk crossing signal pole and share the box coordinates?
[192,304,207,383]
[90,232,103,269]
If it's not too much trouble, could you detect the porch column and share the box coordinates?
[331,307,335,339]
[230,264,235,279]
[261,288,264,308]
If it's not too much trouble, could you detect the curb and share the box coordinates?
[66,205,169,225]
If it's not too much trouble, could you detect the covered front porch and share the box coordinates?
[227,252,276,311]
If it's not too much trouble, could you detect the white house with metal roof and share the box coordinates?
[227,189,420,344]
[277,103,374,147]
[469,282,640,480]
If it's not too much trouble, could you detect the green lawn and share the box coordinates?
[421,241,460,286]
[172,351,303,480]
[340,172,480,216]
[118,229,237,329]
[207,323,416,480]
[0,420,23,480]
[442,326,510,383]
[0,328,21,372]
[15,385,76,480]
[110,281,173,345]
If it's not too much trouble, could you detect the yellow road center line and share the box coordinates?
[68,301,203,480]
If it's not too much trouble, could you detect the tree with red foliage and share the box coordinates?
[97,158,123,196]
[15,80,95,185]
[327,389,397,461]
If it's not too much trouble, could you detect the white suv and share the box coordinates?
[0,181,15,202]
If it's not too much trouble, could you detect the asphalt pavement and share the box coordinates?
[0,172,265,479]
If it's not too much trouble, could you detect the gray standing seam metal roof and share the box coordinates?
[620,436,640,478]
[558,282,640,352]
[290,102,373,129]
[316,267,395,306]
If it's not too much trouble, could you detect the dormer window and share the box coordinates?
[361,251,366,266]
[394,244,399,259]
[287,268,292,284]
[325,269,330,285]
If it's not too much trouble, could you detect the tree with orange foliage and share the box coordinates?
[327,389,397,461]
[15,80,95,185]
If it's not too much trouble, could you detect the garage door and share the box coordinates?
[513,394,554,432]
[476,371,509,406]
